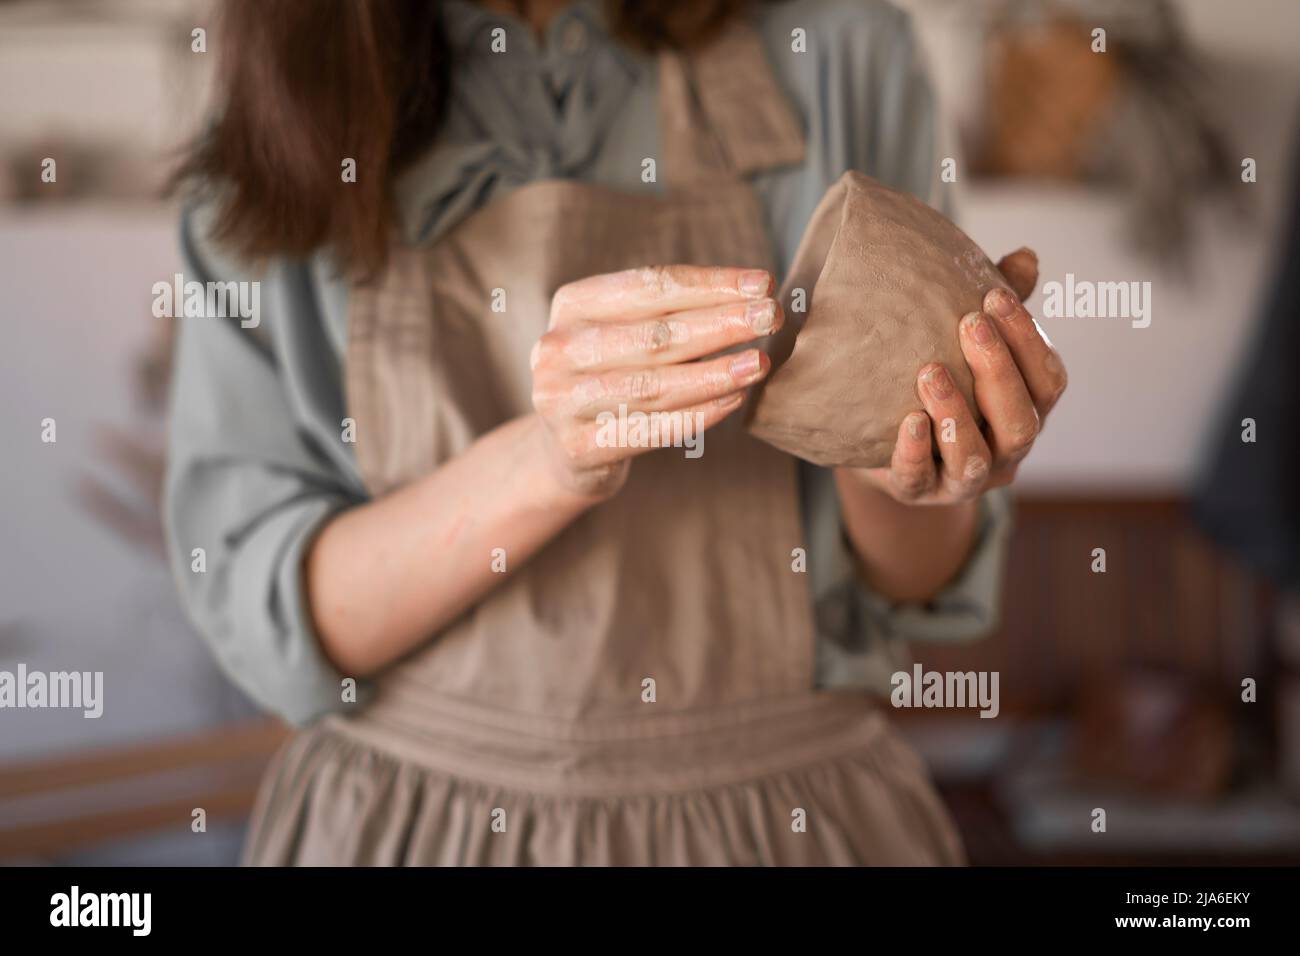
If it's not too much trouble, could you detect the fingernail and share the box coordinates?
[920,365,953,399]
[963,311,995,348]
[746,299,776,334]
[906,413,927,440]
[730,350,763,381]
[988,288,1017,319]
[739,270,772,296]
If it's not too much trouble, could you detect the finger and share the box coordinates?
[887,412,939,501]
[917,364,993,499]
[988,460,1020,488]
[957,311,1040,467]
[550,266,774,326]
[570,348,769,417]
[996,247,1039,301]
[544,298,782,371]
[982,287,1069,418]
[570,390,747,467]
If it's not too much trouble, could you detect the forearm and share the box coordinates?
[306,413,601,677]
[833,468,980,604]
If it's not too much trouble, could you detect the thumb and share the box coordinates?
[996,247,1039,302]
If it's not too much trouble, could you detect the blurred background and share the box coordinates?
[2,0,1299,864]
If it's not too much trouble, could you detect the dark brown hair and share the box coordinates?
[177,0,746,277]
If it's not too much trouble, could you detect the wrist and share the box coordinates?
[835,467,981,603]
[527,414,627,509]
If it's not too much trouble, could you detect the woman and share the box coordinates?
[166,0,1066,865]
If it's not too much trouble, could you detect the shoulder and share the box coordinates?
[178,194,267,287]
[177,193,335,314]
[176,194,349,360]
[750,0,931,149]
[750,0,940,200]
[752,0,918,68]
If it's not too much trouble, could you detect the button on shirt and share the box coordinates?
[166,0,1012,725]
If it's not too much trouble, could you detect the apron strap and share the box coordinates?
[658,19,806,187]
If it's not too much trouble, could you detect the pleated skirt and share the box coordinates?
[242,689,965,866]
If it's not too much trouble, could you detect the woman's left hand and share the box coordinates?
[847,247,1068,505]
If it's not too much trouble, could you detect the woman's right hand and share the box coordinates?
[531,265,783,499]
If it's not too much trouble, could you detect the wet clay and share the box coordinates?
[748,170,1011,468]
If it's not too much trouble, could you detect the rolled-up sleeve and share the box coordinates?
[163,205,371,725]
[805,463,1013,692]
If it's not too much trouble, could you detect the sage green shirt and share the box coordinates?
[165,0,1012,726]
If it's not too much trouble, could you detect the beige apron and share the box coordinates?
[244,21,963,866]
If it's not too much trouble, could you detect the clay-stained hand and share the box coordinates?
[858,247,1068,504]
[532,265,782,499]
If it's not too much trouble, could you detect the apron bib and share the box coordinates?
[344,19,814,720]
[244,20,964,865]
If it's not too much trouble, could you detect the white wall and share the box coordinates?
[910,0,1300,490]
